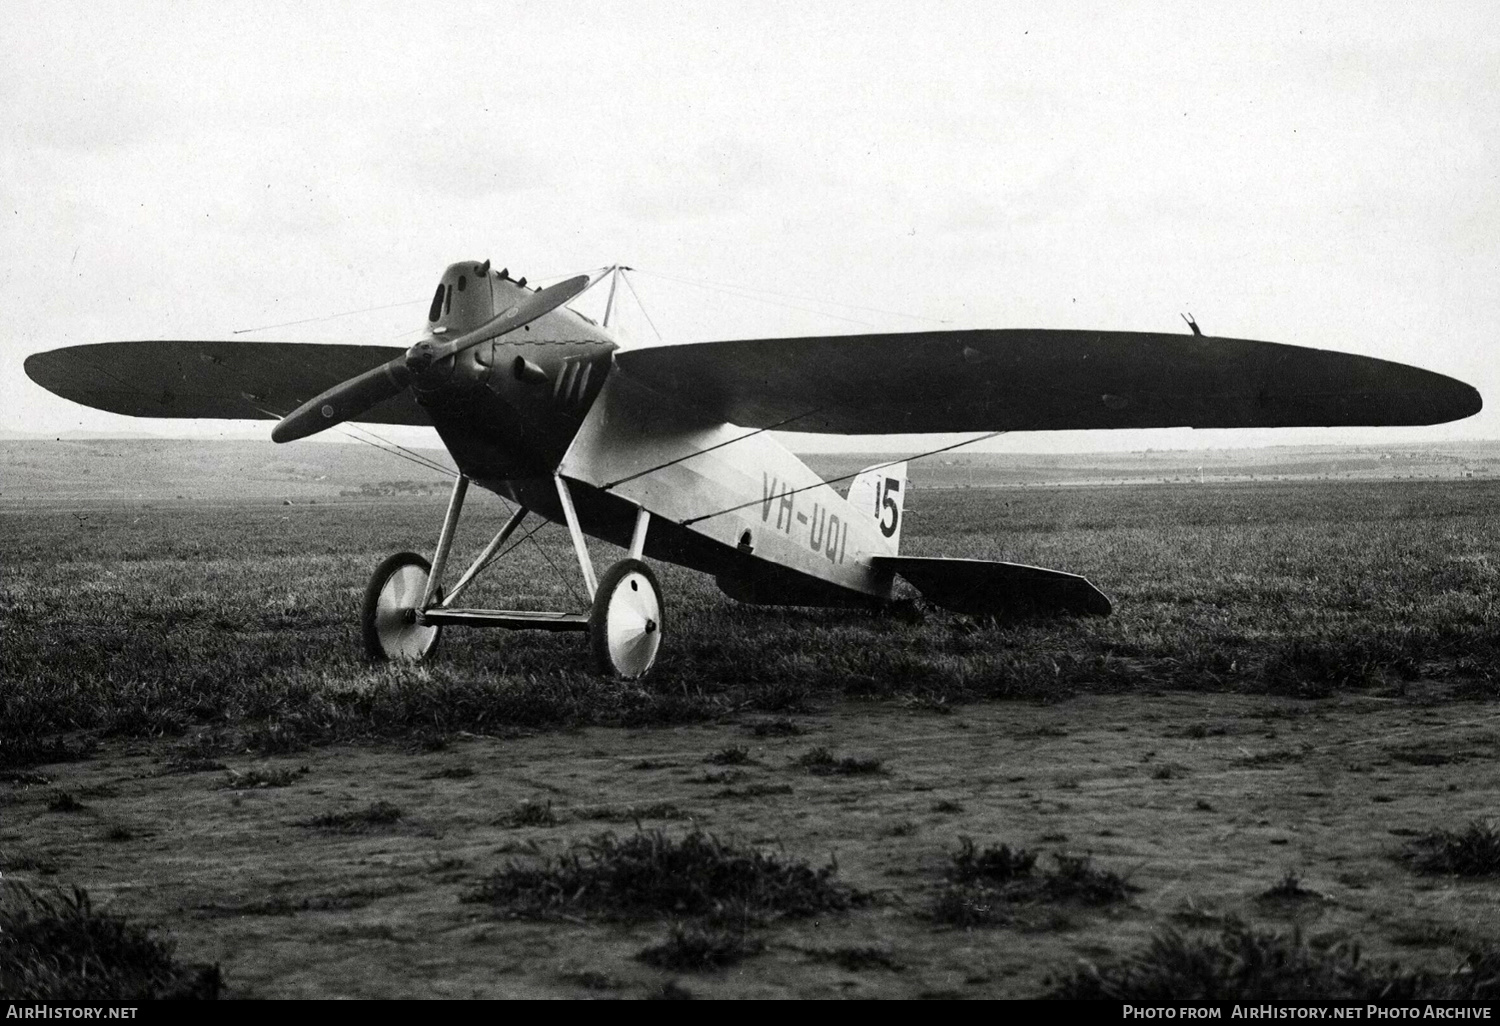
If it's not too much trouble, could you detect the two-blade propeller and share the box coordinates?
[271,274,593,443]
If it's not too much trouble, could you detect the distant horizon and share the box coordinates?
[6,425,1499,458]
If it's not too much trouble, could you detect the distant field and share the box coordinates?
[815,441,1500,489]
[3,454,1500,997]
[5,438,1500,504]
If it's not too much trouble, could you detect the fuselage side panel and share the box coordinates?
[557,368,895,601]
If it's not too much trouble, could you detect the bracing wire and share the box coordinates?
[638,272,880,328]
[337,422,456,478]
[674,379,1128,528]
[634,267,953,326]
[601,407,826,491]
[231,298,427,335]
[523,522,591,609]
[680,430,1009,526]
[476,503,590,610]
[619,269,665,344]
[241,396,455,481]
[333,423,450,474]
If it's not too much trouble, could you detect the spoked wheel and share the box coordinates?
[362,552,443,662]
[589,558,663,679]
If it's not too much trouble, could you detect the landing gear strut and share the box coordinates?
[360,472,663,677]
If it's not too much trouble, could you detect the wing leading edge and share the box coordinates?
[23,340,429,427]
[613,330,1481,434]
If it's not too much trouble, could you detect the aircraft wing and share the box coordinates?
[612,330,1481,433]
[873,556,1112,617]
[23,340,429,426]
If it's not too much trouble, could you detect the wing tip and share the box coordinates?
[22,347,70,395]
[1454,380,1483,422]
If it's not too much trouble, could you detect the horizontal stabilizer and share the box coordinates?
[874,556,1112,618]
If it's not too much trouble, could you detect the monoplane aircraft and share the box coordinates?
[24,261,1482,677]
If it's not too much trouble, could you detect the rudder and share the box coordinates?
[846,461,907,554]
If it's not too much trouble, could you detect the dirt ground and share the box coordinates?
[5,690,1499,999]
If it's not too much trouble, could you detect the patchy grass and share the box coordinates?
[1388,745,1466,767]
[196,883,411,918]
[900,692,953,715]
[0,883,221,1000]
[933,840,1134,927]
[693,770,748,785]
[1171,898,1225,928]
[501,800,557,828]
[948,838,1037,884]
[1239,748,1305,768]
[0,769,50,785]
[1043,921,1500,1001]
[47,791,86,813]
[715,783,795,800]
[2,851,60,876]
[793,747,885,776]
[579,802,692,823]
[705,746,755,766]
[1045,854,1134,905]
[931,886,1025,929]
[221,765,308,789]
[803,945,905,972]
[649,978,695,1000]
[637,923,766,971]
[165,756,227,774]
[746,718,805,737]
[0,736,97,771]
[1180,723,1228,739]
[1258,871,1319,903]
[462,828,866,921]
[1400,821,1500,876]
[560,970,624,991]
[425,856,467,875]
[303,801,403,832]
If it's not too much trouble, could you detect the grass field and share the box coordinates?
[3,450,1499,997]
[5,476,1498,749]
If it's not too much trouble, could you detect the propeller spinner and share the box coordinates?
[271,272,593,443]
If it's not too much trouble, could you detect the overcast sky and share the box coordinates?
[3,0,1496,454]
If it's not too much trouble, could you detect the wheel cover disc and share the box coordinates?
[374,563,438,660]
[604,571,661,677]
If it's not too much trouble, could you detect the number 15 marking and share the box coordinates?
[878,477,900,538]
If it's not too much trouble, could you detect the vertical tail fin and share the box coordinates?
[846,461,907,554]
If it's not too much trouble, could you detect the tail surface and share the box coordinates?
[846,461,907,555]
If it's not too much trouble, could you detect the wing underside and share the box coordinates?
[614,330,1481,434]
[23,340,429,427]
